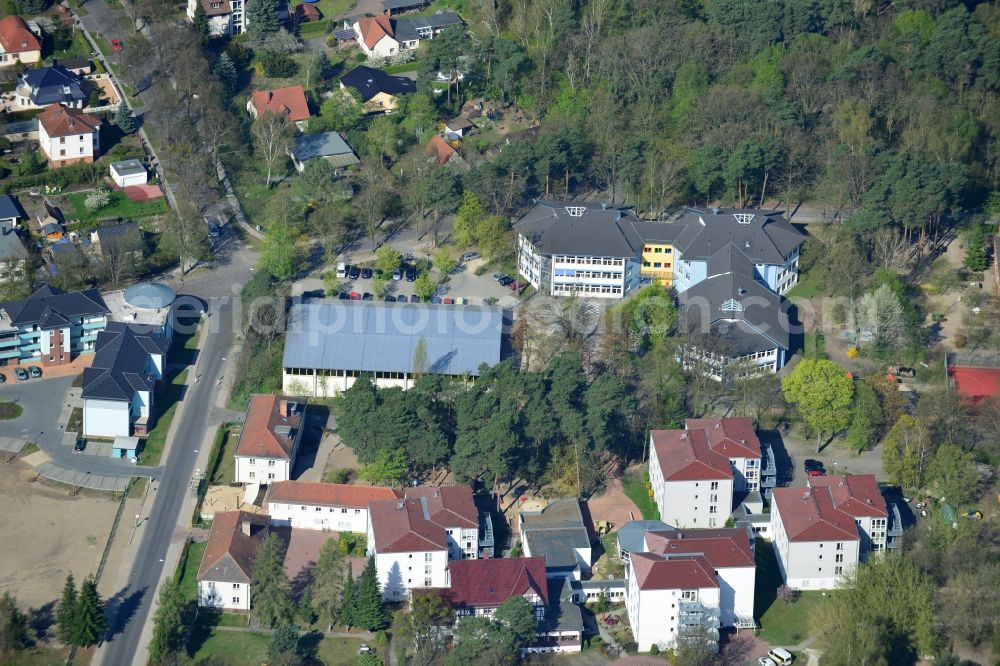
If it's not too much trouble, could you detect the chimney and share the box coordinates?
[241,515,251,536]
[266,91,272,102]
[279,399,288,418]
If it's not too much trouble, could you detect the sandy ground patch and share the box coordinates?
[585,477,642,531]
[0,460,126,610]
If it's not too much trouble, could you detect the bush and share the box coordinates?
[325,468,352,484]
[84,187,111,212]
[259,51,299,77]
[649,644,659,655]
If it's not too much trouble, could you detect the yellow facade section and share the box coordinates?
[640,243,674,286]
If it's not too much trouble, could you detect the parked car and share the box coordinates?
[348,266,360,280]
[803,459,824,472]
[358,644,373,654]
[110,38,123,51]
[255,224,264,232]
[362,292,373,301]
[806,469,826,477]
[442,297,454,304]
[758,658,777,666]
[494,273,511,282]
[392,267,402,281]
[361,267,373,279]
[74,439,86,452]
[408,294,420,303]
[460,252,481,262]
[499,276,515,286]
[338,292,349,300]
[430,295,443,304]
[384,294,396,302]
[349,291,361,300]
[29,366,41,378]
[454,297,467,305]
[208,223,220,238]
[373,268,384,279]
[0,373,6,384]
[767,648,794,666]
[15,367,28,382]
[336,262,347,278]
[406,270,417,282]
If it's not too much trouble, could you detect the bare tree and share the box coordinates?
[251,111,291,187]
[101,226,143,290]
[355,157,390,249]
[873,227,908,272]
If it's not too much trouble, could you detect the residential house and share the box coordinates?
[352,14,397,57]
[446,557,548,618]
[109,159,147,187]
[186,0,288,36]
[0,285,108,365]
[339,65,416,114]
[382,0,430,16]
[281,301,502,397]
[351,11,463,57]
[81,321,167,440]
[91,222,142,259]
[41,217,65,242]
[443,115,475,139]
[55,58,93,76]
[0,16,41,68]
[405,485,479,560]
[366,497,451,601]
[648,428,732,529]
[264,480,397,532]
[293,3,321,22]
[288,132,359,173]
[15,66,87,110]
[233,394,307,485]
[684,418,774,495]
[519,499,592,580]
[427,134,457,165]
[196,510,270,611]
[0,195,23,229]
[0,196,27,284]
[247,86,311,131]
[37,105,100,168]
[770,474,897,590]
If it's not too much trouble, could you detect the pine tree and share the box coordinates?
[56,574,77,644]
[72,576,106,647]
[246,0,279,45]
[0,592,31,655]
[337,569,356,630]
[250,534,294,628]
[213,52,238,94]
[355,556,387,631]
[268,623,301,666]
[114,102,135,134]
[311,539,342,630]
[192,2,209,42]
[148,578,186,664]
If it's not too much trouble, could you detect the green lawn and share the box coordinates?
[7,645,71,665]
[802,331,827,360]
[292,0,354,21]
[0,401,22,420]
[65,190,167,225]
[177,540,207,602]
[191,630,270,664]
[208,425,237,484]
[754,538,830,645]
[787,276,823,299]
[622,473,659,520]
[138,368,188,466]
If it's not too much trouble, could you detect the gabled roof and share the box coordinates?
[445,115,475,131]
[427,134,456,165]
[355,14,395,50]
[671,207,804,264]
[650,428,732,482]
[772,486,862,543]
[447,557,548,610]
[405,485,477,529]
[514,201,647,259]
[0,284,107,328]
[392,12,463,41]
[110,159,146,177]
[265,480,397,509]
[37,104,99,138]
[0,227,27,262]
[19,68,86,106]
[629,552,718,591]
[234,394,305,460]
[0,195,23,222]
[0,16,40,54]
[249,86,311,123]
[643,528,754,568]
[340,65,416,101]
[82,321,166,402]
[197,510,270,584]
[368,497,448,553]
[291,132,359,168]
[807,474,888,519]
[198,0,231,17]
[685,417,761,459]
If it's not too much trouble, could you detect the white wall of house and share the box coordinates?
[625,570,721,652]
[39,126,97,164]
[729,456,762,493]
[857,515,888,556]
[770,503,859,590]
[235,455,291,485]
[268,501,369,533]
[716,565,755,627]
[370,549,449,601]
[444,527,480,560]
[283,369,413,397]
[0,47,41,68]
[83,398,130,438]
[352,22,400,57]
[649,443,733,528]
[198,580,250,611]
[110,167,147,188]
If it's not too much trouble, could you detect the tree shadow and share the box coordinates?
[299,629,324,662]
[186,608,220,657]
[28,600,56,641]
[104,585,146,641]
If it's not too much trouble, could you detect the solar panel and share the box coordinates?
[333,29,357,40]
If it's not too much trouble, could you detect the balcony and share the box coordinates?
[678,601,721,630]
[760,444,777,494]
[887,503,904,549]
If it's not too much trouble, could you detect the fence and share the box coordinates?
[948,350,1000,369]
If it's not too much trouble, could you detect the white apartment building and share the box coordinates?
[649,429,734,529]
[233,395,306,485]
[808,475,891,554]
[186,0,287,36]
[37,105,99,168]
[404,485,480,560]
[366,497,450,601]
[264,480,397,532]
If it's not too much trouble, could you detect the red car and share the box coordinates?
[349,291,361,300]
[807,469,826,477]
[110,38,123,52]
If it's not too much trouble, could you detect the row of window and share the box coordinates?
[641,261,672,269]
[284,368,409,379]
[247,472,275,480]
[554,256,624,266]
[553,271,624,280]
[643,247,673,254]
[246,459,276,466]
[552,284,623,295]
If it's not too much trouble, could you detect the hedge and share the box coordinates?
[2,162,104,192]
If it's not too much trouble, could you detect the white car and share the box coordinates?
[758,658,777,666]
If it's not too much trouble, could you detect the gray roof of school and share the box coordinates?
[291,132,359,168]
[283,300,502,376]
[521,499,590,570]
[514,201,647,258]
[671,207,804,264]
[616,519,673,554]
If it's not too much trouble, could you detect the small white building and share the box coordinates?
[109,159,147,188]
[197,510,270,611]
[233,394,306,484]
[367,497,450,601]
[264,480,397,532]
[186,0,287,37]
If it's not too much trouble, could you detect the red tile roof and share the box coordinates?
[249,85,311,123]
[405,485,478,529]
[643,528,754,568]
[197,510,270,583]
[650,428,732,482]
[447,557,548,610]
[37,105,100,139]
[198,0,232,17]
[356,14,394,50]
[0,16,40,54]
[427,134,456,165]
[368,498,448,553]
[772,486,861,542]
[234,394,304,460]
[807,474,888,518]
[630,552,718,591]
[266,480,398,509]
[685,417,762,459]
[294,3,321,20]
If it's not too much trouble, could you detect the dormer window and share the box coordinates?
[62,85,71,95]
[565,206,586,217]
[734,213,755,224]
[720,298,743,312]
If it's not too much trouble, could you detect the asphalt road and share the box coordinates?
[100,294,238,664]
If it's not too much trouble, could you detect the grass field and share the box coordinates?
[622,473,659,521]
[65,190,167,224]
[802,331,827,360]
[787,276,823,299]
[208,425,237,484]
[138,368,187,466]
[188,627,374,664]
[177,540,207,602]
[0,401,23,420]
[8,645,72,665]
[754,538,829,645]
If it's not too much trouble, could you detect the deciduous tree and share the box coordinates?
[781,359,854,451]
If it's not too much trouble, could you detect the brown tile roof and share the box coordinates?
[427,134,456,165]
[234,394,304,460]
[643,528,754,568]
[249,85,311,123]
[447,557,548,610]
[294,3,321,20]
[0,16,40,54]
[630,552,718,591]
[198,0,232,18]
[807,474,888,519]
[197,510,270,584]
[685,417,762,459]
[37,105,100,139]
[356,14,394,50]
[772,486,861,543]
[368,498,448,553]
[650,428,732,482]
[405,485,477,529]
[266,480,397,509]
